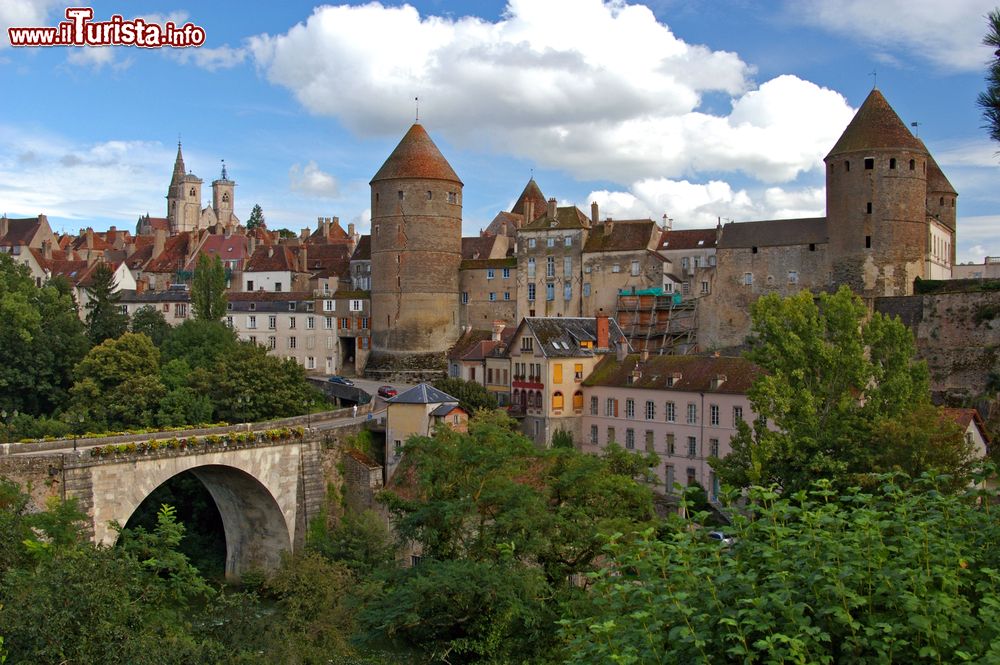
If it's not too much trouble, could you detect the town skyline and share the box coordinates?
[1,0,998,262]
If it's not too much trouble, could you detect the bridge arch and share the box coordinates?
[89,447,304,581]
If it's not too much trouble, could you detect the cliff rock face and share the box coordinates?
[875,290,1000,401]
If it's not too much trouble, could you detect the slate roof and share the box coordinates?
[583,354,761,394]
[484,211,523,237]
[371,124,462,184]
[718,218,828,249]
[659,228,718,251]
[430,403,465,417]
[826,88,926,159]
[518,317,628,358]
[461,235,497,260]
[351,235,371,261]
[925,148,957,196]
[119,289,190,304]
[388,382,460,405]
[583,220,657,252]
[521,205,590,231]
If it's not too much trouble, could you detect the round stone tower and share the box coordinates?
[369,124,463,362]
[924,150,958,267]
[825,88,928,297]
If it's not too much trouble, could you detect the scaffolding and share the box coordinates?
[616,288,698,355]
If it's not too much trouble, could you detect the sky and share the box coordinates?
[1,0,998,263]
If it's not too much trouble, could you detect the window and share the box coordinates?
[687,403,697,424]
[562,235,571,247]
[666,402,676,422]
[864,158,874,169]
[681,257,689,269]
[307,357,315,370]
[710,404,720,426]
[175,303,187,318]
[547,237,555,248]
[546,283,555,301]
[573,391,583,411]
[563,256,572,277]
[340,317,350,329]
[325,316,333,329]
[645,401,655,420]
[743,272,753,286]
[462,292,469,304]
[666,433,675,455]
[889,158,896,169]
[788,270,798,285]
[553,364,563,384]
[605,398,617,417]
[751,246,758,254]
[625,399,635,419]
[612,263,621,273]
[563,283,572,300]
[267,336,276,350]
[701,281,709,294]
[274,282,282,292]
[666,465,675,492]
[226,316,233,328]
[397,190,404,200]
[909,159,915,170]
[583,283,591,297]
[307,316,315,329]
[502,267,510,279]
[607,427,616,444]
[247,315,257,329]
[521,336,533,352]
[590,396,599,415]
[687,467,696,485]
[710,438,719,457]
[733,406,743,425]
[448,191,457,204]
[489,292,496,302]
[289,336,297,349]
[268,315,277,329]
[631,260,640,276]
[289,316,296,329]
[289,302,297,312]
[590,425,598,445]
[866,202,872,214]
[625,428,635,449]
[323,299,335,312]
[552,391,564,410]
[546,256,555,277]
[527,258,536,278]
[528,238,536,249]
[350,300,363,312]
[687,436,697,457]
[426,190,433,200]
[503,292,510,301]
[575,363,584,381]
[394,440,402,457]
[844,160,850,172]
[487,268,495,280]
[866,235,872,249]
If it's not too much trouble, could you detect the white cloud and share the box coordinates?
[65,45,131,71]
[788,0,997,72]
[172,44,247,70]
[0,126,171,223]
[250,1,855,185]
[289,161,339,197]
[0,0,61,47]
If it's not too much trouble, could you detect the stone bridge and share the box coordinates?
[0,412,381,580]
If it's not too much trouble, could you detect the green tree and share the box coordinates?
[191,253,227,321]
[69,332,165,429]
[246,203,265,231]
[978,8,1000,145]
[209,342,321,422]
[713,286,932,493]
[0,255,88,416]
[130,304,172,346]
[308,508,397,576]
[162,319,238,370]
[560,477,1000,664]
[84,261,128,345]
[431,377,499,413]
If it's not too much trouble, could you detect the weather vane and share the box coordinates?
[869,69,877,89]
[911,121,921,137]
[415,96,419,123]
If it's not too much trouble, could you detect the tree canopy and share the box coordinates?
[713,286,973,493]
[978,8,1000,146]
[431,377,499,413]
[191,254,227,321]
[246,204,265,231]
[130,305,172,346]
[84,262,128,345]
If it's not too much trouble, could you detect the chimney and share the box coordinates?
[711,374,727,390]
[524,201,534,227]
[500,221,507,237]
[591,201,599,226]
[267,246,274,258]
[42,239,53,260]
[300,228,310,241]
[0,214,7,238]
[153,228,166,259]
[85,228,95,249]
[248,234,256,256]
[347,222,355,237]
[299,246,308,272]
[547,197,557,220]
[596,314,609,351]
[321,217,330,238]
[616,338,627,362]
[492,320,505,342]
[332,216,339,229]
[605,217,614,237]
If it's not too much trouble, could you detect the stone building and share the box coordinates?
[369,124,463,372]
[581,217,663,317]
[166,143,240,234]
[459,233,517,329]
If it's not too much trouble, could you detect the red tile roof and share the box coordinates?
[145,233,196,273]
[351,235,371,261]
[584,354,761,394]
[510,178,547,220]
[371,124,462,184]
[245,244,301,273]
[659,228,718,251]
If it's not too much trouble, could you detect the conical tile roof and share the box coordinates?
[510,178,547,221]
[371,124,462,184]
[826,88,926,159]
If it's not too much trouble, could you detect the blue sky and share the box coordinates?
[1,0,997,262]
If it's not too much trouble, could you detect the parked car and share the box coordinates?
[707,530,735,546]
[327,376,354,386]
[377,385,398,398]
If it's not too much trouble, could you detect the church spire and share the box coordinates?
[171,141,186,187]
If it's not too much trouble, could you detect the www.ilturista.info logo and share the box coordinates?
[8,7,206,48]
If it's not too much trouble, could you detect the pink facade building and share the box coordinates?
[582,354,759,499]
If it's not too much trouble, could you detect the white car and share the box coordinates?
[707,530,735,546]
